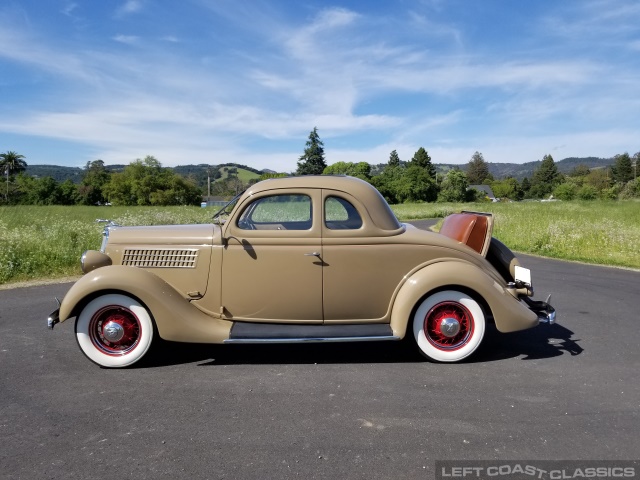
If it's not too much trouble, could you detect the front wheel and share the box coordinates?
[75,294,154,368]
[412,290,485,363]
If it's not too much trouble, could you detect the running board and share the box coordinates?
[224,322,400,344]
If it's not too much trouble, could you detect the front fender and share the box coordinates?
[58,266,231,343]
[389,260,538,338]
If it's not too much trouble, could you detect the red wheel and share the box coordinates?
[76,294,154,368]
[88,305,142,355]
[423,301,474,350]
[413,290,485,362]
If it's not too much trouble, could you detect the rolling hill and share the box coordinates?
[25,156,616,185]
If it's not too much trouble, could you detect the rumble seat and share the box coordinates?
[439,211,493,256]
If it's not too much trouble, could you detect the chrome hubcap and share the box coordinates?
[103,321,125,342]
[439,317,461,338]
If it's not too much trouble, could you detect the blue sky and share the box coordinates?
[1,0,639,172]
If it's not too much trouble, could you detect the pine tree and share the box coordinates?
[388,150,400,168]
[409,147,436,179]
[530,154,562,198]
[296,127,327,175]
[611,153,633,183]
[466,151,490,185]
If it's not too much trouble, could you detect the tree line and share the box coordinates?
[296,129,640,203]
[1,155,203,206]
[2,129,638,206]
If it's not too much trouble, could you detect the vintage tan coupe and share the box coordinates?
[47,176,555,367]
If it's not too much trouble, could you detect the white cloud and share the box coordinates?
[0,1,638,171]
[116,0,143,17]
[61,2,78,17]
[113,35,139,45]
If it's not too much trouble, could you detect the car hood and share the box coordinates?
[107,224,220,247]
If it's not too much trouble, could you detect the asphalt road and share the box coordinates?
[1,225,639,479]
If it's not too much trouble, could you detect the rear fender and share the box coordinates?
[390,260,538,338]
[58,266,231,343]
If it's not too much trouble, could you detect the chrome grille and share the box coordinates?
[122,249,198,268]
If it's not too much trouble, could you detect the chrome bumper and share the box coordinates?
[522,296,556,325]
[47,298,61,329]
[47,309,60,329]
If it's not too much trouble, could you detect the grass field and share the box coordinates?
[1,200,639,285]
[0,206,214,284]
[392,200,640,269]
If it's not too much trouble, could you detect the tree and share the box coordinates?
[491,177,523,200]
[466,151,490,185]
[438,169,469,202]
[569,164,591,178]
[620,178,640,199]
[388,150,400,168]
[78,160,110,205]
[296,127,326,175]
[323,161,371,180]
[584,169,611,193]
[530,154,562,198]
[0,151,27,201]
[394,164,438,203]
[59,179,79,205]
[103,156,201,206]
[520,177,531,198]
[372,164,404,204]
[409,147,436,179]
[611,152,633,183]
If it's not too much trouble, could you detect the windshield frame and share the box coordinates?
[211,190,246,223]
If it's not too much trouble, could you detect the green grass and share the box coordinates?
[392,200,640,269]
[1,200,639,285]
[0,205,214,284]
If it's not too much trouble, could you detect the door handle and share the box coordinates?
[304,252,321,257]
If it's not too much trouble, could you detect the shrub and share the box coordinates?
[620,179,640,199]
[553,183,577,201]
[577,185,598,200]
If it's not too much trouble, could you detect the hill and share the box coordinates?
[25,163,265,187]
[435,156,613,180]
[25,156,616,185]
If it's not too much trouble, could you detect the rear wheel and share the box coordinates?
[412,290,485,362]
[75,294,154,368]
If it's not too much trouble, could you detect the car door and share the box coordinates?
[321,191,410,323]
[221,189,323,323]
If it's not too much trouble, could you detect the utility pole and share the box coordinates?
[4,166,8,202]
[207,166,211,204]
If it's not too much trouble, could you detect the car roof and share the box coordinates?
[244,175,402,231]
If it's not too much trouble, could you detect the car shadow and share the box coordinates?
[471,323,583,363]
[137,323,582,368]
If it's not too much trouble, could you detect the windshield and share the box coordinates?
[212,191,245,223]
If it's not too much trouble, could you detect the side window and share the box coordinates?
[237,195,312,230]
[324,196,363,230]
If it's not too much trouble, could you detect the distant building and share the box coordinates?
[468,185,497,201]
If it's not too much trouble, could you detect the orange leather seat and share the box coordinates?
[439,213,490,255]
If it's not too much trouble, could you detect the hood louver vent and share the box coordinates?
[122,249,198,268]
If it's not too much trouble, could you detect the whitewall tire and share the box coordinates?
[75,294,154,368]
[412,290,485,363]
